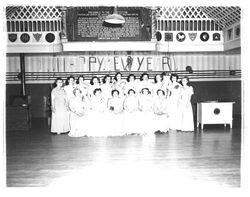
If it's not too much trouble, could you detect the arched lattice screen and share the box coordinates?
[155,6,241,30]
[6,6,62,20]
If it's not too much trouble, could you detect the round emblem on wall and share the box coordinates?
[20,33,30,43]
[155,31,162,41]
[214,108,220,115]
[45,33,55,43]
[200,32,209,42]
[8,34,17,42]
[176,32,186,42]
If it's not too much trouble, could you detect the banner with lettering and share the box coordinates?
[62,55,174,72]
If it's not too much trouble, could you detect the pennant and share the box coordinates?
[33,33,42,42]
[188,33,197,41]
[176,32,185,42]
[8,33,17,42]
[213,33,221,41]
[200,32,209,42]
[20,33,30,43]
[45,33,55,43]
[165,33,173,41]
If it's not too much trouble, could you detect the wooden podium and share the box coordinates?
[197,102,234,129]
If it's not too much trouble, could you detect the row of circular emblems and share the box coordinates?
[8,33,57,43]
[156,32,221,42]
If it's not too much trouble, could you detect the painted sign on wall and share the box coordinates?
[66,7,151,41]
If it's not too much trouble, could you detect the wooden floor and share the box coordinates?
[6,118,241,188]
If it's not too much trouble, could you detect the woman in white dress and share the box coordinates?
[107,89,124,136]
[76,75,89,98]
[88,76,101,99]
[179,77,194,131]
[64,76,76,130]
[64,75,76,101]
[108,89,124,114]
[123,89,140,135]
[125,74,139,95]
[153,89,169,133]
[138,88,155,135]
[161,72,171,97]
[101,75,113,102]
[168,74,182,130]
[68,88,88,137]
[139,72,153,93]
[51,78,70,134]
[113,72,126,97]
[88,88,108,136]
[152,74,163,97]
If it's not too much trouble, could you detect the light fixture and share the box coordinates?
[105,7,125,24]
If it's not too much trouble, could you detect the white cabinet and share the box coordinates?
[197,102,234,129]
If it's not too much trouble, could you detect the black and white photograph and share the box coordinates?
[1,0,250,196]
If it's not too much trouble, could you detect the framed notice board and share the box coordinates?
[66,7,151,41]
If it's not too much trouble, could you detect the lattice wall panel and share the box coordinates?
[156,6,209,19]
[6,6,62,20]
[155,6,241,30]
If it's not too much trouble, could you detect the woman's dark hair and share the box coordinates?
[154,74,162,83]
[77,75,84,84]
[93,88,102,95]
[54,77,63,87]
[114,72,122,81]
[111,89,120,96]
[128,89,136,95]
[65,75,75,85]
[170,73,179,82]
[127,74,136,82]
[73,88,82,95]
[180,76,189,85]
[140,72,149,81]
[90,76,100,85]
[103,75,112,84]
[141,88,150,94]
[161,71,171,78]
[157,89,165,95]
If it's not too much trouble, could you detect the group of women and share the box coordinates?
[50,72,194,137]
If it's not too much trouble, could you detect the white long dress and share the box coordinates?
[51,88,70,134]
[153,96,170,132]
[64,84,76,130]
[86,95,108,137]
[168,82,182,130]
[179,85,194,131]
[122,95,141,135]
[106,96,124,136]
[68,96,88,137]
[138,94,155,135]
